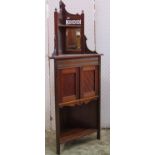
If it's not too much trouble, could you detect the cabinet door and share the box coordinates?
[58,68,79,103]
[80,66,99,98]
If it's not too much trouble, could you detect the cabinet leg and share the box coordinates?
[56,142,60,154]
[97,130,101,140]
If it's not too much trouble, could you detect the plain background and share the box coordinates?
[45,0,110,130]
[1,0,155,155]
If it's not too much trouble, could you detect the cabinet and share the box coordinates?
[50,1,102,154]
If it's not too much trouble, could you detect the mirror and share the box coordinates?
[66,28,81,51]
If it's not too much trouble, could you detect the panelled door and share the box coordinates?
[58,65,99,104]
[80,65,99,98]
[58,67,79,103]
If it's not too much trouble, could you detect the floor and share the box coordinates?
[45,129,110,155]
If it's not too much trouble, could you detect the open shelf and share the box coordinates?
[60,128,97,144]
[59,24,81,28]
[59,101,98,144]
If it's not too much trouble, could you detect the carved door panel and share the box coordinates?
[80,66,99,98]
[58,68,79,103]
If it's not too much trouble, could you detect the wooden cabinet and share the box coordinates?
[50,1,102,154]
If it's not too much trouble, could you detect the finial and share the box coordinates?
[82,10,84,14]
[60,0,65,8]
[59,0,62,5]
[55,8,57,12]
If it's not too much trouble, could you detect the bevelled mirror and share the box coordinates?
[66,28,81,51]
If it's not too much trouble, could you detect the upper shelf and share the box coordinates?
[59,24,81,28]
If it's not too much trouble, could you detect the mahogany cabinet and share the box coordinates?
[50,1,102,154]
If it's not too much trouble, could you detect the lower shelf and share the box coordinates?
[60,128,97,144]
